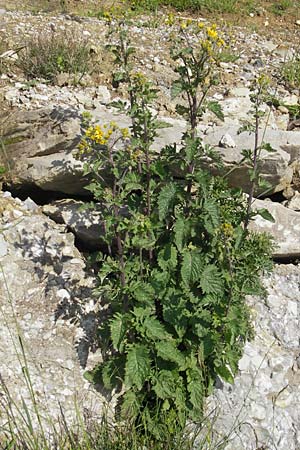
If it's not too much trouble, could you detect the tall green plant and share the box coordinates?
[79,20,273,442]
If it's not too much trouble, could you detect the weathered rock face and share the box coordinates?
[3,107,300,198]
[250,199,300,259]
[0,191,105,430]
[42,197,300,261]
[1,107,88,195]
[205,264,300,450]
[203,125,300,195]
[42,199,106,250]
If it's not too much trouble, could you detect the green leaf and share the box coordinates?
[206,101,224,121]
[101,356,125,390]
[155,341,185,368]
[181,250,203,288]
[255,208,275,223]
[203,199,220,232]
[215,364,234,384]
[125,344,151,390]
[153,370,179,399]
[171,80,184,99]
[163,291,189,338]
[187,367,204,409]
[200,265,223,295]
[158,244,178,272]
[132,282,155,306]
[261,142,276,153]
[113,71,126,82]
[154,120,173,129]
[110,313,129,352]
[120,390,141,419]
[158,182,178,221]
[143,316,169,341]
[174,215,188,252]
[175,104,189,117]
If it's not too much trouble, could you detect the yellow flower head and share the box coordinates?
[121,127,130,139]
[221,222,234,237]
[206,27,218,40]
[180,20,187,30]
[165,13,175,26]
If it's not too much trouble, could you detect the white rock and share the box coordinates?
[251,199,300,259]
[0,235,8,257]
[219,133,236,148]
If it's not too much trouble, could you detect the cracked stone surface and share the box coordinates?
[205,264,300,450]
[0,191,108,432]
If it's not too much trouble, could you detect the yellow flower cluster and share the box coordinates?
[86,124,113,145]
[78,122,130,156]
[165,13,175,26]
[179,18,192,30]
[207,25,218,40]
[221,222,234,237]
[206,24,225,47]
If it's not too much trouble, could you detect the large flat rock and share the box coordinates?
[3,107,300,197]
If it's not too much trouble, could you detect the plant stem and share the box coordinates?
[244,94,260,230]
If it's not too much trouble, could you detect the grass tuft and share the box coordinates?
[17,30,92,85]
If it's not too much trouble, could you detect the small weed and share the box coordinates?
[17,30,92,85]
[280,54,300,92]
[269,0,292,15]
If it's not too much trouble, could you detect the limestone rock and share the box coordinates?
[43,199,105,249]
[1,107,88,195]
[219,133,236,148]
[250,198,300,259]
[285,192,300,211]
[204,264,300,450]
[0,191,106,431]
[3,108,300,198]
[203,125,300,195]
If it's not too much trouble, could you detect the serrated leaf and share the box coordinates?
[200,265,223,295]
[155,341,185,368]
[153,370,179,399]
[158,244,178,272]
[181,250,203,288]
[120,390,141,419]
[174,215,187,252]
[187,367,204,409]
[171,80,184,99]
[206,101,224,121]
[125,344,151,390]
[143,316,169,341]
[101,356,125,390]
[203,199,220,232]
[132,282,155,306]
[110,313,128,352]
[256,208,275,223]
[158,182,177,221]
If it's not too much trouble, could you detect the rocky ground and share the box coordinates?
[0,4,300,117]
[0,2,300,449]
